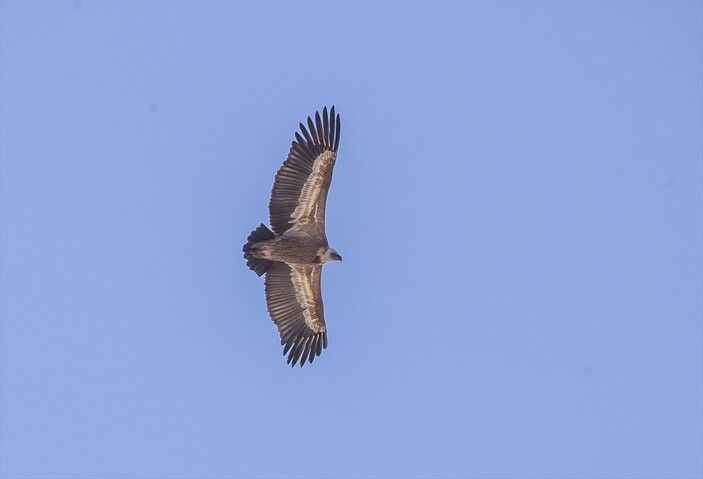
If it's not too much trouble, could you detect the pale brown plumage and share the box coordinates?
[243,107,341,367]
[269,107,340,236]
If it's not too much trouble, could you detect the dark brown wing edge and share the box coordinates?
[264,262,328,367]
[268,107,340,235]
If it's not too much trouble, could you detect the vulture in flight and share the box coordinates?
[243,106,342,367]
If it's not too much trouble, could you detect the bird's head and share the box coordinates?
[319,247,342,263]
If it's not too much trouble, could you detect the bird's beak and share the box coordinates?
[336,254,343,262]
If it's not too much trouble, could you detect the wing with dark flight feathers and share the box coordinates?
[264,262,328,367]
[268,106,340,236]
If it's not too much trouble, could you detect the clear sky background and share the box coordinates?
[1,2,701,478]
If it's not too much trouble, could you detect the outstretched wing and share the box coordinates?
[269,106,341,236]
[264,262,328,367]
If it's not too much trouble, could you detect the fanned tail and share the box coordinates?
[243,224,275,276]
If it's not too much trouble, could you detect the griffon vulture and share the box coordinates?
[243,106,342,367]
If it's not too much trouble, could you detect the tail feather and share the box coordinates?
[243,224,275,276]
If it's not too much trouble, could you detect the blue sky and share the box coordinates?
[1,2,701,478]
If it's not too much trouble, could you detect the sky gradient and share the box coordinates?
[1,2,702,478]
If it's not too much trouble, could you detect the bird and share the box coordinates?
[243,106,342,367]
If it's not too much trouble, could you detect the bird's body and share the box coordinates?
[248,233,327,265]
[243,107,342,367]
